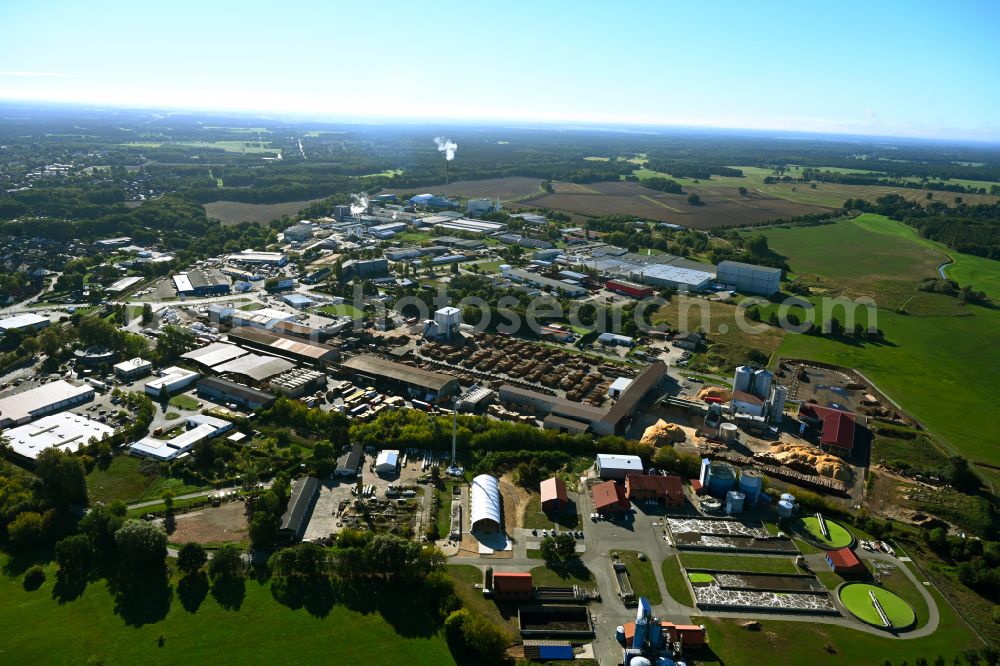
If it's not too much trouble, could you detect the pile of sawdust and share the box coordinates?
[641,419,686,446]
[767,443,853,481]
[697,385,732,403]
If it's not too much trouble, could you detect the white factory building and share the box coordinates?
[595,453,643,480]
[0,380,94,428]
[231,307,297,330]
[375,449,400,476]
[5,412,115,460]
[114,357,153,382]
[226,250,289,266]
[130,415,233,461]
[716,261,781,296]
[0,313,50,335]
[630,264,715,292]
[145,366,201,398]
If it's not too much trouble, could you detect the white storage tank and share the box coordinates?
[725,490,745,514]
[616,625,626,643]
[780,492,796,504]
[777,499,795,518]
[719,422,739,443]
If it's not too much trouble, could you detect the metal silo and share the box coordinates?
[752,369,774,400]
[725,490,745,514]
[733,366,753,394]
[737,468,764,505]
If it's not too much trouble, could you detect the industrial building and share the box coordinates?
[341,355,459,403]
[716,260,781,296]
[607,377,633,399]
[605,279,654,298]
[145,366,200,398]
[336,444,364,477]
[798,404,857,455]
[278,476,319,542]
[433,217,505,235]
[470,474,502,533]
[130,415,233,461]
[591,480,630,515]
[196,376,275,410]
[596,454,644,480]
[375,449,400,476]
[269,367,326,398]
[231,307,298,330]
[283,223,315,242]
[5,412,115,460]
[625,474,685,506]
[0,380,94,427]
[212,353,296,387]
[630,263,715,291]
[342,257,389,279]
[181,342,249,370]
[113,357,152,382]
[0,313,49,334]
[598,332,634,347]
[281,294,315,309]
[185,268,230,296]
[423,306,462,341]
[491,572,533,601]
[227,250,288,266]
[731,366,787,425]
[540,477,568,512]
[501,267,588,297]
[227,327,341,367]
[105,276,144,294]
[500,362,668,436]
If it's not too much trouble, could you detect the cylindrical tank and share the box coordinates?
[733,366,753,394]
[780,492,796,504]
[725,490,745,514]
[777,500,795,518]
[656,658,677,666]
[719,422,739,443]
[753,369,773,400]
[616,625,626,644]
[738,468,764,504]
[628,657,652,666]
[707,462,737,497]
[701,497,722,513]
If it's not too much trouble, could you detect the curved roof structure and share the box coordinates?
[470,474,502,529]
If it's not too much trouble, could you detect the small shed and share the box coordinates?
[540,477,568,512]
[375,449,400,476]
[825,547,866,574]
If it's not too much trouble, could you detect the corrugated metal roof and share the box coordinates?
[470,474,501,528]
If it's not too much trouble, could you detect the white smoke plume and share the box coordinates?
[434,136,458,161]
[349,192,369,217]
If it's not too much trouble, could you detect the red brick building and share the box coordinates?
[591,480,630,515]
[625,474,685,506]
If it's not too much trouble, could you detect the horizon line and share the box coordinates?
[1,96,999,146]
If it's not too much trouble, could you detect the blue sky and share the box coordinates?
[1,0,999,140]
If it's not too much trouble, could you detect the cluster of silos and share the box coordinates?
[777,492,797,518]
[732,365,787,425]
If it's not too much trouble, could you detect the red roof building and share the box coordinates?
[492,572,534,600]
[591,480,630,515]
[799,404,857,455]
[540,477,568,512]
[623,621,706,648]
[625,474,685,506]
[825,547,866,574]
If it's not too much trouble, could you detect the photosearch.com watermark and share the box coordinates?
[326,283,880,341]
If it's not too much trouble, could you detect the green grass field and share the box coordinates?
[687,572,715,583]
[839,583,915,628]
[615,551,661,604]
[678,553,800,574]
[795,516,854,549]
[0,557,454,665]
[750,213,1000,462]
[86,456,208,505]
[317,304,364,318]
[521,494,580,530]
[121,140,279,154]
[529,562,593,587]
[167,394,201,410]
[661,556,694,606]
